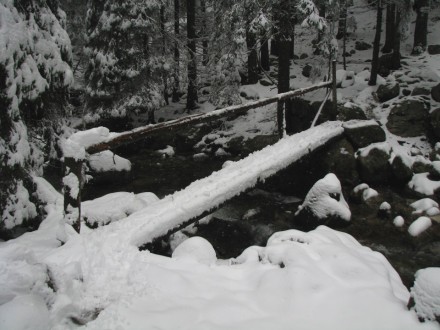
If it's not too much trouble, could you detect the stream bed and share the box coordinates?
[83,147,440,289]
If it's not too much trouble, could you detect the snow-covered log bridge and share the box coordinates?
[119,121,344,247]
[75,121,345,247]
[62,70,338,235]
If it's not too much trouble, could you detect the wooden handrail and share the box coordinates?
[87,80,332,154]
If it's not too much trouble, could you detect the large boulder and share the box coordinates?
[376,82,400,102]
[294,173,351,230]
[432,83,440,102]
[391,155,413,184]
[355,41,372,51]
[357,144,391,184]
[343,120,386,149]
[430,108,440,140]
[386,99,430,137]
[337,102,367,121]
[428,45,440,55]
[302,64,312,78]
[412,86,431,96]
[285,98,315,134]
[323,138,359,186]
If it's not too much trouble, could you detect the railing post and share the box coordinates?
[332,60,337,114]
[63,157,83,233]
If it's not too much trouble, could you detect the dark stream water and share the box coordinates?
[83,148,439,289]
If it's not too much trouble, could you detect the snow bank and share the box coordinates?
[295,173,351,221]
[81,226,436,330]
[411,268,440,321]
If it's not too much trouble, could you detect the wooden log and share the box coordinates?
[87,81,332,154]
[63,157,83,233]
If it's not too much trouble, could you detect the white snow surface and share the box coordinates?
[295,173,351,221]
[411,268,440,321]
[408,217,432,237]
[88,150,131,172]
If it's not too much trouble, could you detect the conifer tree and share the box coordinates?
[0,0,72,234]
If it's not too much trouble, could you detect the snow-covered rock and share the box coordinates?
[172,236,217,265]
[88,150,131,172]
[295,173,350,229]
[393,216,405,227]
[408,173,440,196]
[411,267,440,322]
[408,217,432,237]
[82,192,159,227]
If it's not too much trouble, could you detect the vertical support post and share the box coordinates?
[332,60,337,115]
[63,157,83,233]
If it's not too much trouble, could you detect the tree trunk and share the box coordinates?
[336,0,347,40]
[260,36,270,71]
[369,0,383,86]
[201,0,208,65]
[382,4,395,53]
[160,5,169,105]
[391,10,401,70]
[172,0,180,102]
[271,32,279,56]
[412,0,429,54]
[275,0,291,138]
[246,30,259,84]
[186,0,198,111]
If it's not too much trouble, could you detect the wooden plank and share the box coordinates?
[86,81,332,154]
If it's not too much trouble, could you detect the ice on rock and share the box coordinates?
[296,173,351,221]
[172,237,217,265]
[411,268,440,322]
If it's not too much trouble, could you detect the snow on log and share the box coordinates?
[99,121,344,247]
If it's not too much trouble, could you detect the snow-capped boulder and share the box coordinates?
[376,82,400,103]
[357,144,391,184]
[391,155,413,184]
[337,102,367,121]
[355,40,372,51]
[428,45,440,55]
[172,237,217,265]
[343,120,386,149]
[323,139,359,186]
[294,174,351,229]
[412,86,431,96]
[410,267,440,322]
[386,99,430,137]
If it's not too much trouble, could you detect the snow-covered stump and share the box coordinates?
[63,157,83,233]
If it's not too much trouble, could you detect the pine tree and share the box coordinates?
[0,0,72,234]
[85,0,165,122]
